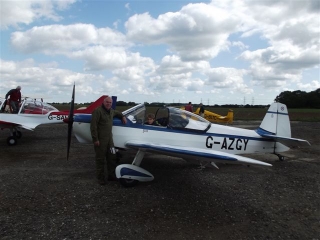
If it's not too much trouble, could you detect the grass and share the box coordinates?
[53,104,320,122]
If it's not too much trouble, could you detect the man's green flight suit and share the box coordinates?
[90,105,124,182]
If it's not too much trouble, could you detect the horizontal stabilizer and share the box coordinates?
[125,141,272,167]
[257,132,311,146]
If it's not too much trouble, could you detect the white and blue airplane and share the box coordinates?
[68,95,310,187]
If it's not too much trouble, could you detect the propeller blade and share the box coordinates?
[67,84,75,160]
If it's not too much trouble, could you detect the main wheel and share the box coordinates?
[119,178,139,188]
[7,136,17,146]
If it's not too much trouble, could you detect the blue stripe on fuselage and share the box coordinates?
[74,114,273,142]
[74,114,92,123]
[256,127,275,136]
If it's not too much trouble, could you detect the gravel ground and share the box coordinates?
[0,121,319,240]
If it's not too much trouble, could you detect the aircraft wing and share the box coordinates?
[125,140,272,167]
[0,120,36,131]
[17,124,37,130]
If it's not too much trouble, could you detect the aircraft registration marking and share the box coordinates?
[205,114,218,120]
[48,114,68,120]
[206,136,249,151]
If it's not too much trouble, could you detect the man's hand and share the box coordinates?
[121,116,127,124]
[94,140,100,146]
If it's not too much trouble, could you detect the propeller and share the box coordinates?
[67,84,75,160]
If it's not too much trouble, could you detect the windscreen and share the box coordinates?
[21,99,58,115]
[168,107,210,131]
[124,104,146,124]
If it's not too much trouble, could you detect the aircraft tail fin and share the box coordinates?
[74,95,117,114]
[256,103,310,146]
[258,103,291,137]
[226,109,233,123]
[78,95,107,114]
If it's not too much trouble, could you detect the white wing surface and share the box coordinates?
[125,140,272,167]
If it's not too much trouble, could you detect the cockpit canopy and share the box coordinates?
[0,97,58,115]
[124,103,211,132]
[21,98,58,114]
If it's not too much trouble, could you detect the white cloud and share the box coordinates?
[0,0,319,104]
[0,0,76,29]
[125,3,239,61]
[156,55,210,74]
[0,58,104,102]
[298,80,320,92]
[11,24,129,54]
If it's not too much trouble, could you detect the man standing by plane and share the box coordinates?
[185,102,193,112]
[5,86,22,113]
[199,103,205,117]
[90,96,127,185]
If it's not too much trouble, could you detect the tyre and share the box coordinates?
[119,178,139,188]
[7,136,17,146]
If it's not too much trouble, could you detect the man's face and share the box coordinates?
[103,97,112,110]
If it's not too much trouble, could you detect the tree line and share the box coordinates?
[52,88,320,109]
[275,88,320,108]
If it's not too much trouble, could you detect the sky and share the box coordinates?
[0,0,319,105]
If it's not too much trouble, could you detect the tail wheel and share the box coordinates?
[119,178,139,188]
[7,136,17,146]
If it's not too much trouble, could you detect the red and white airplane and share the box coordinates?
[0,95,106,146]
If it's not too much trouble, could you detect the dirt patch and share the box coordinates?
[0,122,319,239]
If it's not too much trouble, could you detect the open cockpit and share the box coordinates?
[123,104,211,133]
[0,97,58,115]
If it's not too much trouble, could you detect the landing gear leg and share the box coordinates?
[13,130,22,139]
[275,154,285,161]
[132,149,145,166]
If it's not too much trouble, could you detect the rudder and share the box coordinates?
[259,103,291,138]
[75,95,118,114]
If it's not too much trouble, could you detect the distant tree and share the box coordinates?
[127,101,136,106]
[150,102,164,106]
[275,89,320,108]
[306,88,320,108]
[116,101,127,106]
